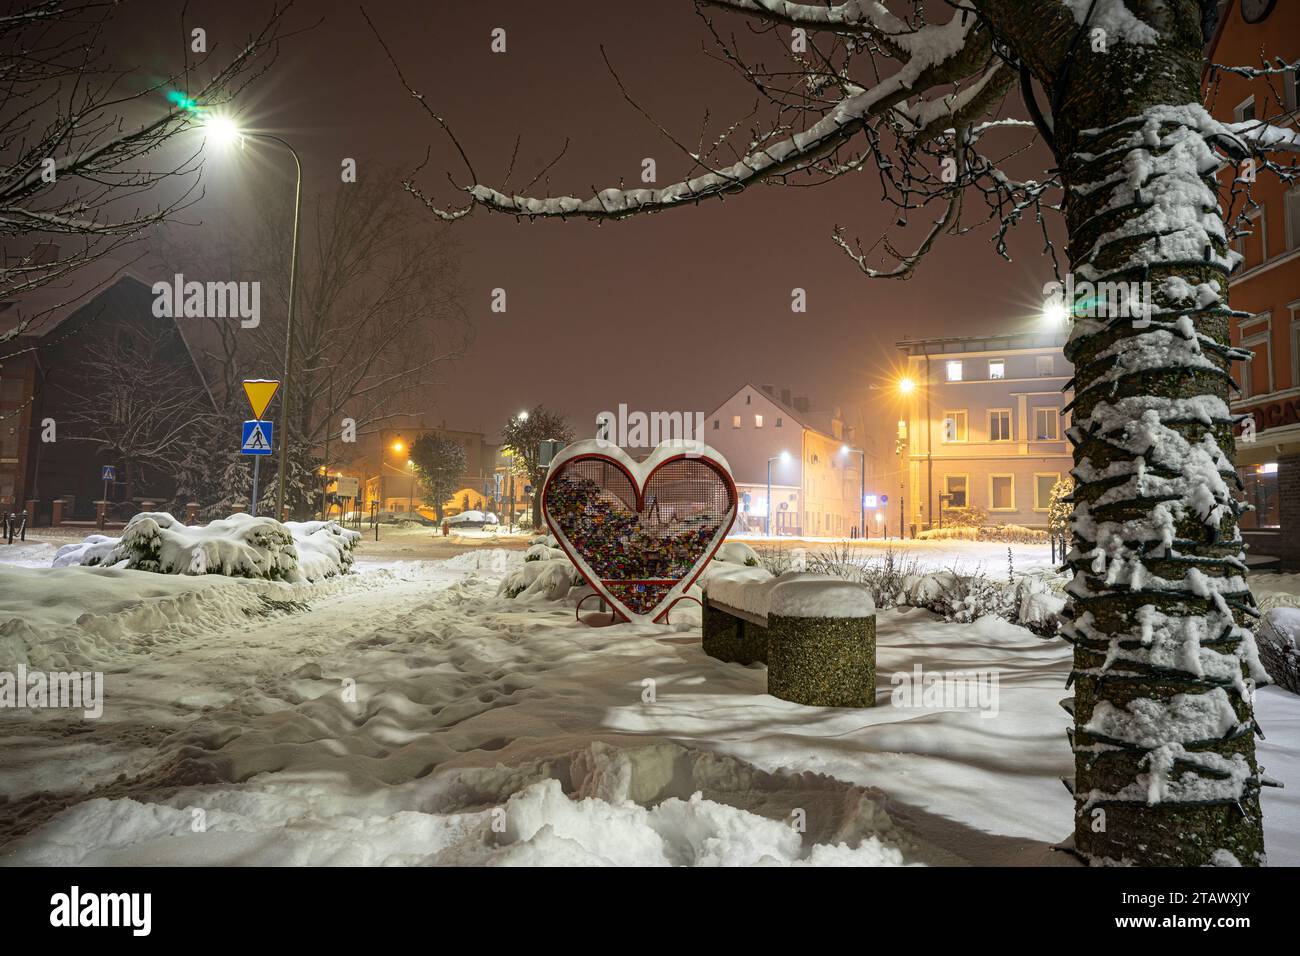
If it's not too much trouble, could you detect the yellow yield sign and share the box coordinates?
[242,379,281,420]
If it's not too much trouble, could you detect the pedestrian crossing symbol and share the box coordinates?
[241,419,274,455]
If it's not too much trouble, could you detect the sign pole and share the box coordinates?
[251,456,261,517]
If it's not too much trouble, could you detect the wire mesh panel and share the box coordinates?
[545,452,736,618]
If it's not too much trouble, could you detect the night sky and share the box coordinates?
[120,0,1064,447]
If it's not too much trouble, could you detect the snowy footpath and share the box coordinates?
[1,545,1297,866]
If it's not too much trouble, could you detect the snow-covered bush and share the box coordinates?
[499,556,582,600]
[1256,608,1300,694]
[53,512,359,583]
[750,544,805,576]
[712,541,760,566]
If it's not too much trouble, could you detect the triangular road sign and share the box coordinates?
[242,379,280,420]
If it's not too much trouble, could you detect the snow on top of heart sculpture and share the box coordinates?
[542,439,737,623]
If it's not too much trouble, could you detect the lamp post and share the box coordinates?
[204,117,302,522]
[766,451,790,537]
[840,444,865,539]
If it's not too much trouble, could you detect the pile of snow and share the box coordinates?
[52,512,359,583]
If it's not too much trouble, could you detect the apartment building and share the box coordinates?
[898,331,1072,532]
[1206,0,1300,561]
[704,383,880,537]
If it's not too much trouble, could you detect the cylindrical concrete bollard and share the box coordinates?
[764,578,876,708]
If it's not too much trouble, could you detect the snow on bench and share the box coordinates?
[699,563,876,708]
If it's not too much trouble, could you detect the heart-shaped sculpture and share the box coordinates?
[542,440,738,622]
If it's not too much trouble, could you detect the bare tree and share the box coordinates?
[59,324,214,503]
[377,1,1300,865]
[0,0,298,344]
[156,168,471,514]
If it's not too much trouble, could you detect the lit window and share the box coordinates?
[755,414,764,427]
[946,360,963,382]
[988,360,1005,380]
[942,410,968,442]
[1034,407,1059,440]
[990,475,1014,510]
[732,415,741,428]
[1036,355,1054,377]
[989,410,1012,442]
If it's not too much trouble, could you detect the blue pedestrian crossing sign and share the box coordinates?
[241,420,274,455]
[101,465,115,481]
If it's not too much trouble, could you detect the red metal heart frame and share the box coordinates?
[542,441,738,623]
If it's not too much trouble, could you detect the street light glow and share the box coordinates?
[204,115,243,148]
[779,450,791,463]
[518,410,529,421]
[1043,298,1069,326]
[392,440,405,455]
[898,377,916,395]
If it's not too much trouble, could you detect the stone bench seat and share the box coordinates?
[701,571,876,708]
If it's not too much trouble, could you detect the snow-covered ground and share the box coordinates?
[0,540,1297,866]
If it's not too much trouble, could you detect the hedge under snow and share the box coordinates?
[53,512,361,583]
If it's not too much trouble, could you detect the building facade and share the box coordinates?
[703,383,881,537]
[898,331,1073,532]
[353,425,505,518]
[1206,0,1300,561]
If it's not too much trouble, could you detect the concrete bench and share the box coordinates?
[702,572,876,708]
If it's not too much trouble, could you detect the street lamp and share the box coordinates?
[840,443,866,539]
[204,115,302,522]
[767,451,790,537]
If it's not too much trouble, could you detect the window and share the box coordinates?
[1285,187,1300,252]
[1286,69,1298,113]
[775,417,783,427]
[1238,463,1280,529]
[1034,407,1060,440]
[745,394,751,404]
[1234,96,1256,123]
[1234,207,1267,267]
[732,415,742,428]
[1036,355,1054,377]
[989,409,1012,442]
[990,475,1014,511]
[754,414,764,428]
[988,359,1005,380]
[941,409,968,442]
[946,360,963,382]
[943,475,967,509]
[1034,473,1060,511]
[1240,315,1272,398]
[713,419,720,430]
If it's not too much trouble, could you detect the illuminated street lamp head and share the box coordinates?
[1043,298,1070,327]
[780,450,791,463]
[518,411,530,421]
[898,377,916,396]
[204,115,243,148]
[840,444,850,455]
[392,440,405,455]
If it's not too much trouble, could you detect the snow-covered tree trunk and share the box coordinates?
[1038,4,1267,866]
